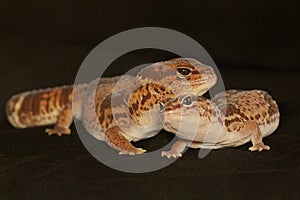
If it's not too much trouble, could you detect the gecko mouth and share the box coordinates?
[176,77,216,96]
[182,76,217,86]
[164,110,192,118]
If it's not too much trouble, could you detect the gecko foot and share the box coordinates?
[45,127,71,136]
[249,143,270,152]
[161,150,182,159]
[119,148,146,155]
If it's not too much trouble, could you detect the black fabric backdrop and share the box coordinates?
[0,0,299,199]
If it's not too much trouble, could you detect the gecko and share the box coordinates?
[6,58,217,155]
[161,89,280,158]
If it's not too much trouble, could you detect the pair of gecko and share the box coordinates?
[6,58,279,158]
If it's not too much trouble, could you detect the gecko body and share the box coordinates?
[162,90,280,158]
[6,58,217,155]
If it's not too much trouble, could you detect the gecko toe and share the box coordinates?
[249,143,270,152]
[161,151,182,158]
[45,127,71,136]
[119,148,146,156]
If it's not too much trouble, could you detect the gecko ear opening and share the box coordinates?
[159,102,165,113]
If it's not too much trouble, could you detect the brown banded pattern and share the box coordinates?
[6,86,73,128]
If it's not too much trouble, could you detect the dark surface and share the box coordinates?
[1,0,300,199]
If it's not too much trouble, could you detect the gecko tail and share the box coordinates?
[6,86,73,129]
[6,92,30,128]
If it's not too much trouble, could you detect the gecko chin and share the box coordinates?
[164,112,204,135]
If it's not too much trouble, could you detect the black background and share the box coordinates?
[0,0,299,199]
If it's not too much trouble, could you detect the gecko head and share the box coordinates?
[136,58,217,97]
[162,95,221,141]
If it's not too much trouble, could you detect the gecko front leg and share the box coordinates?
[105,126,146,155]
[45,103,73,136]
[161,140,187,158]
[241,120,270,152]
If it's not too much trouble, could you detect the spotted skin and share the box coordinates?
[162,90,280,158]
[214,90,279,131]
[6,58,217,155]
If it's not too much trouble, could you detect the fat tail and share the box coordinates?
[6,86,73,128]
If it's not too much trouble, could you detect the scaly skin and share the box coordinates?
[6,58,217,155]
[162,90,280,158]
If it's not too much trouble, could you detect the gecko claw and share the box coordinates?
[45,127,71,136]
[161,151,182,158]
[249,143,270,152]
[118,148,146,156]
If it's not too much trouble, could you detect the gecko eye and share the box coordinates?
[177,67,192,77]
[182,96,193,106]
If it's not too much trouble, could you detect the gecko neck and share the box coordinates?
[126,82,173,126]
[107,82,171,141]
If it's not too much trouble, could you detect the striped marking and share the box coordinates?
[6,86,73,128]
